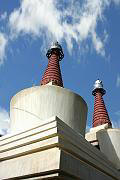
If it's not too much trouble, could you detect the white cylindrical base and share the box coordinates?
[10,85,88,136]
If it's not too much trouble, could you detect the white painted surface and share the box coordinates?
[85,123,110,143]
[10,85,88,135]
[97,128,120,170]
[0,117,119,179]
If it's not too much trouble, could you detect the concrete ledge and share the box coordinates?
[85,123,110,144]
[97,128,120,170]
[0,148,60,179]
[0,117,119,179]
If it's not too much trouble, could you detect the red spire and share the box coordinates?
[41,42,64,87]
[92,80,112,128]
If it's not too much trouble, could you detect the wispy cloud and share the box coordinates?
[0,12,7,21]
[8,0,120,56]
[0,0,119,64]
[115,110,120,116]
[113,110,120,128]
[113,0,120,5]
[112,120,120,128]
[0,32,8,64]
[0,107,10,135]
[116,74,120,87]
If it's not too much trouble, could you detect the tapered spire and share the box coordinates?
[41,42,64,87]
[92,79,112,128]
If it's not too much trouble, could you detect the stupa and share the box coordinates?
[0,43,119,179]
[86,79,120,170]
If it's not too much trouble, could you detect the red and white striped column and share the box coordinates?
[41,42,64,87]
[92,80,112,128]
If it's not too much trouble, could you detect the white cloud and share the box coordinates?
[8,0,109,55]
[116,74,120,87]
[9,0,63,40]
[115,110,120,116]
[0,12,7,21]
[7,0,120,56]
[113,0,120,5]
[0,33,8,64]
[92,31,105,56]
[113,110,120,128]
[112,120,120,128]
[0,107,10,135]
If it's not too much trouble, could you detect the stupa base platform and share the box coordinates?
[0,117,119,180]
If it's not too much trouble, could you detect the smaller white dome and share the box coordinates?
[93,79,104,89]
[51,41,62,50]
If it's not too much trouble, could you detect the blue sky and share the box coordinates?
[0,0,120,133]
